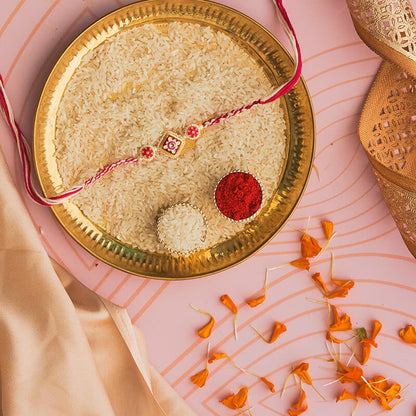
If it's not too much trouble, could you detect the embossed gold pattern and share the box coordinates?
[34,0,315,279]
[348,0,416,64]
[347,0,416,257]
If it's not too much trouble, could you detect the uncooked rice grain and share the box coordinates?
[157,203,207,255]
[55,22,287,254]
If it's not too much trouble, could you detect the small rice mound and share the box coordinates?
[157,204,207,255]
[55,22,287,253]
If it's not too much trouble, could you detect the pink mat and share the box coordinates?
[1,0,416,414]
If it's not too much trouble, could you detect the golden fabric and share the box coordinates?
[0,148,196,415]
[347,0,416,256]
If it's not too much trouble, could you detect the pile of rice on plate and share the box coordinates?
[55,21,287,255]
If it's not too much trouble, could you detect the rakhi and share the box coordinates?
[0,0,301,207]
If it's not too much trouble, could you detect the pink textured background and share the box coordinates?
[1,0,416,414]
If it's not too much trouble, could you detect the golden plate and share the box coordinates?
[34,0,315,279]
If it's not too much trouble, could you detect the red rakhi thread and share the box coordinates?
[0,0,302,206]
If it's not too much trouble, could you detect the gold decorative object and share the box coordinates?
[34,0,315,279]
[347,0,416,257]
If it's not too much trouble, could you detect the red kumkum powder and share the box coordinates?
[215,171,263,221]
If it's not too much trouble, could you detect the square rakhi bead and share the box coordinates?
[159,132,185,158]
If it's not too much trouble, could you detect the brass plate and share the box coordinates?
[34,0,315,279]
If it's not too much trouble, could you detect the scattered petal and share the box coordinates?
[190,305,215,338]
[197,317,215,338]
[321,221,333,240]
[337,363,363,383]
[370,320,382,344]
[191,368,208,388]
[311,272,329,294]
[325,286,350,299]
[399,324,416,343]
[220,294,237,314]
[329,304,352,332]
[246,294,266,308]
[377,383,402,410]
[290,363,313,385]
[336,389,357,402]
[290,362,325,400]
[379,382,402,410]
[301,233,322,258]
[329,252,354,294]
[356,379,377,402]
[233,387,249,408]
[260,377,275,392]
[246,274,267,308]
[208,352,228,364]
[221,294,238,339]
[252,321,287,343]
[190,342,210,388]
[331,278,355,290]
[337,389,358,416]
[360,320,382,365]
[288,389,308,416]
[372,375,389,393]
[208,351,274,392]
[220,387,248,409]
[361,342,372,366]
[289,258,311,271]
[326,331,344,344]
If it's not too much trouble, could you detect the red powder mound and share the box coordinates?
[215,171,262,221]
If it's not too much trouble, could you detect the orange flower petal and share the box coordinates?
[220,387,248,409]
[360,342,372,365]
[370,320,382,345]
[325,286,349,299]
[286,362,325,401]
[197,316,215,338]
[326,331,344,344]
[301,233,322,258]
[360,320,382,365]
[288,389,308,416]
[191,368,209,388]
[221,294,238,339]
[289,258,311,271]
[270,322,287,343]
[290,363,312,385]
[337,363,363,383]
[220,395,237,409]
[356,381,377,402]
[336,389,357,402]
[311,272,329,294]
[208,352,228,364]
[253,321,287,344]
[288,408,308,416]
[399,324,416,343]
[372,375,389,392]
[260,377,275,392]
[379,383,401,410]
[331,278,355,290]
[220,294,238,314]
[246,276,267,308]
[329,304,352,332]
[191,305,216,338]
[232,386,248,409]
[321,221,333,240]
[246,294,266,308]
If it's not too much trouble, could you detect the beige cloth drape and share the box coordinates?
[0,147,196,415]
